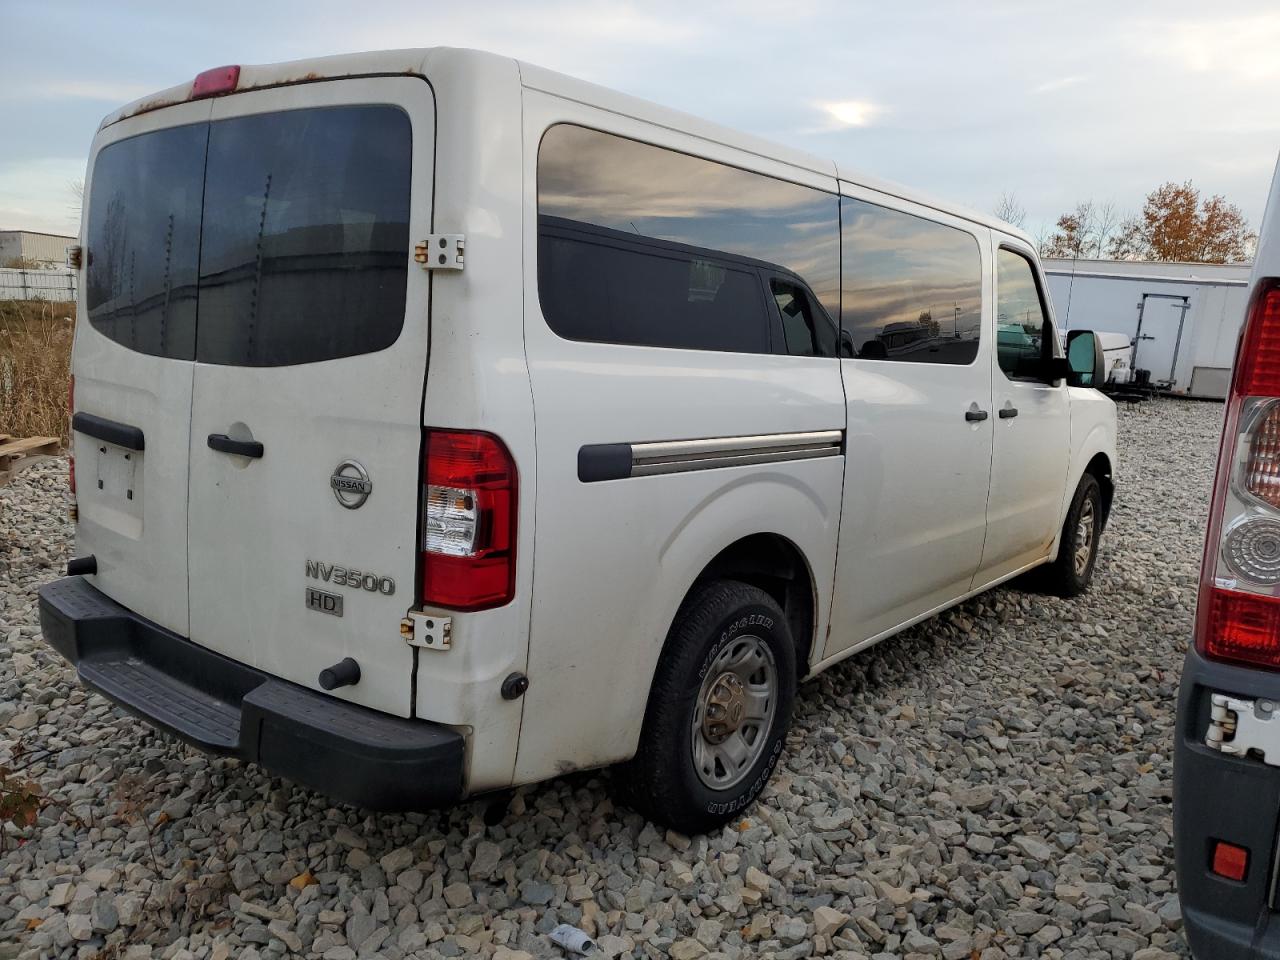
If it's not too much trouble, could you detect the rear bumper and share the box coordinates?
[38,576,465,811]
[1176,648,1280,959]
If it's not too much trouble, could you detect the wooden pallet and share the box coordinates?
[0,435,61,485]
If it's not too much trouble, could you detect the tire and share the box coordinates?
[1039,472,1103,597]
[614,579,797,834]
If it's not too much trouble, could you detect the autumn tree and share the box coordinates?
[1039,201,1122,260]
[1109,181,1253,262]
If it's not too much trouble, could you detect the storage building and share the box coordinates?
[0,230,76,269]
[1044,258,1251,399]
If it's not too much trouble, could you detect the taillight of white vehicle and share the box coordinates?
[421,429,517,611]
[1197,279,1280,668]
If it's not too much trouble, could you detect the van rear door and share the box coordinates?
[185,79,433,716]
[74,98,214,637]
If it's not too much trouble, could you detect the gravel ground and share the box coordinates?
[0,398,1223,960]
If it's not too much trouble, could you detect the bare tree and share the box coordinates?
[1041,201,1125,260]
[1091,201,1123,257]
[993,192,1026,229]
[68,179,84,223]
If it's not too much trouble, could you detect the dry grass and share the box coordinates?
[0,300,74,443]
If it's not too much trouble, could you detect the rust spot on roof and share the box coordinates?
[121,93,189,121]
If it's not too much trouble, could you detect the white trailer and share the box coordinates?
[1044,258,1251,399]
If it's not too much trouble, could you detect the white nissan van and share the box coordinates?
[40,48,1117,833]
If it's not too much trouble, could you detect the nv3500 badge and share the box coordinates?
[305,560,395,596]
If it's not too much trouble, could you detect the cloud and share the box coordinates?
[0,158,85,235]
[1143,14,1280,81]
[0,80,158,104]
[1033,76,1085,94]
[816,100,885,130]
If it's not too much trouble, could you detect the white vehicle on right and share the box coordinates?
[1175,155,1280,959]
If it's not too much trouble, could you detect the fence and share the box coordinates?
[0,267,77,302]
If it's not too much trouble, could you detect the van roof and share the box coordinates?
[100,46,1033,246]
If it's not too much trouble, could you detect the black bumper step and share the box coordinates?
[38,576,465,811]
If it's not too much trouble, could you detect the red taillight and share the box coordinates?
[1202,587,1280,668]
[1236,282,1280,397]
[67,374,75,496]
[1211,840,1249,881]
[1197,278,1280,666]
[191,65,240,100]
[420,430,516,611]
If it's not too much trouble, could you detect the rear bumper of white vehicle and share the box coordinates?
[38,576,466,811]
[1176,648,1280,959]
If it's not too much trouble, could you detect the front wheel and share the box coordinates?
[614,579,796,834]
[1040,472,1103,597]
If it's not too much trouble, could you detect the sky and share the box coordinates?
[3,0,1279,243]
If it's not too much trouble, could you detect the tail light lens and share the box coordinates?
[1212,840,1250,881]
[190,65,240,100]
[1197,279,1280,668]
[1242,401,1280,508]
[421,430,516,611]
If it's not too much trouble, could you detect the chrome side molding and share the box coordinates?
[579,430,843,482]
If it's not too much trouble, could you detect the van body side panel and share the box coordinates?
[185,77,434,718]
[411,49,533,791]
[514,91,845,783]
[72,97,215,638]
[825,184,995,658]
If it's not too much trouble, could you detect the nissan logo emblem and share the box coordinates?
[330,460,373,509]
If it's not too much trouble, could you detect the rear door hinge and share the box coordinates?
[401,610,451,651]
[1207,693,1280,765]
[415,235,465,271]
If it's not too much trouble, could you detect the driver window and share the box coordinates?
[771,279,837,358]
[996,248,1053,382]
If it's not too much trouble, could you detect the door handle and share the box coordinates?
[965,408,989,422]
[208,434,264,459]
[999,407,1019,419]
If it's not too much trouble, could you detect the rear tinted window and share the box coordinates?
[86,123,208,360]
[539,220,770,353]
[198,106,411,366]
[84,105,411,366]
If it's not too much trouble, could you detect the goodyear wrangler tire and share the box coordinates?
[615,579,796,834]
[1039,472,1103,598]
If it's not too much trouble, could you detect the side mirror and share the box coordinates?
[1065,330,1106,388]
[1045,356,1072,383]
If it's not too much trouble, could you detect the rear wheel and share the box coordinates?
[615,579,796,834]
[1039,472,1103,597]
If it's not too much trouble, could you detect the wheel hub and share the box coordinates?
[690,634,778,791]
[701,671,746,743]
[1075,498,1096,576]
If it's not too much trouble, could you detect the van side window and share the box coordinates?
[771,280,836,358]
[539,219,770,353]
[996,248,1053,381]
[840,197,983,365]
[537,124,839,352]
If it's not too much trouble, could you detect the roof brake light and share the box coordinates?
[191,65,240,100]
